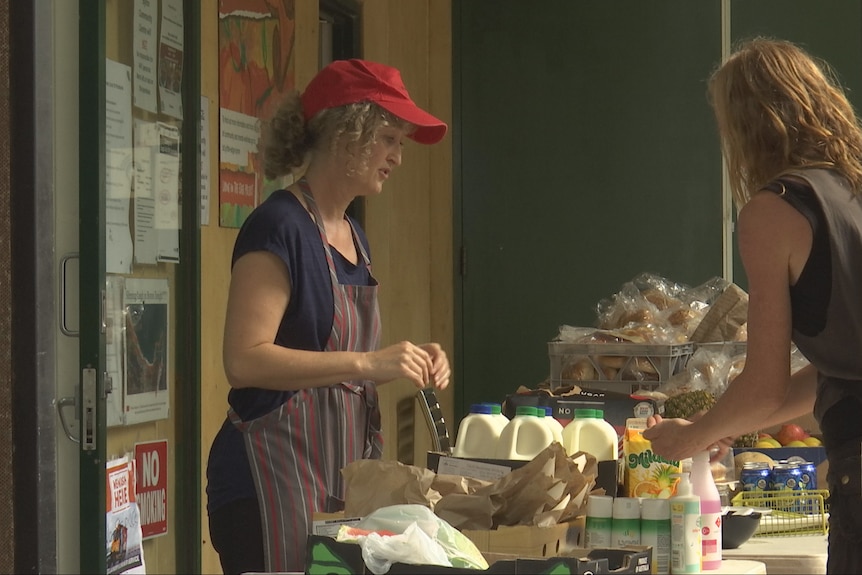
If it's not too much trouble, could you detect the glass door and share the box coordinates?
[77,0,200,572]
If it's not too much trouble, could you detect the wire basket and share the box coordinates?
[731,489,830,537]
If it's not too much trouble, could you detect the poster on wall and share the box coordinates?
[217,0,296,228]
[106,455,146,575]
[106,275,126,427]
[158,0,184,120]
[134,440,169,539]
[106,58,135,275]
[123,278,170,425]
[133,0,158,113]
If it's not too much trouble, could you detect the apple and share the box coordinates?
[802,437,823,447]
[784,440,808,448]
[775,423,809,446]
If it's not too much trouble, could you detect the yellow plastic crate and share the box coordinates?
[731,489,829,537]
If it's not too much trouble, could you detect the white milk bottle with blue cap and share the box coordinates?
[562,408,619,461]
[539,405,565,445]
[481,402,511,428]
[495,405,555,460]
[453,403,508,458]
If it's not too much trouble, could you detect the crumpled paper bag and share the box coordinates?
[341,443,597,532]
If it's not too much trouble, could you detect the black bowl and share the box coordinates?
[722,511,762,549]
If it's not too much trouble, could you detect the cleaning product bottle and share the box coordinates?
[453,403,508,458]
[670,472,701,574]
[562,408,618,460]
[611,497,641,547]
[691,450,722,570]
[585,494,614,548]
[641,498,671,575]
[495,405,554,460]
[539,406,565,446]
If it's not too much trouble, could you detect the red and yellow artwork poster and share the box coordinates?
[218,0,296,228]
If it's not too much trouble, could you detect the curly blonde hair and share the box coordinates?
[708,37,862,207]
[261,92,412,180]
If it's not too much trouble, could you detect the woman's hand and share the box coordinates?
[643,415,705,461]
[419,343,451,390]
[363,341,450,389]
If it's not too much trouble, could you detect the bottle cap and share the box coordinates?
[574,408,596,418]
[595,409,605,419]
[612,497,641,519]
[482,402,503,415]
[586,494,614,518]
[469,403,492,415]
[672,472,694,497]
[515,405,538,417]
[542,406,555,418]
[641,497,670,520]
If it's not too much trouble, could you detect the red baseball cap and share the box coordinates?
[300,59,448,145]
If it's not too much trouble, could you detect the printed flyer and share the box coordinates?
[106,456,146,574]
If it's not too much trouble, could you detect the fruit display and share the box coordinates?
[754,423,822,449]
[662,389,716,419]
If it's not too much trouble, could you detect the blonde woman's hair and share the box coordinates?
[708,37,862,207]
[261,92,411,180]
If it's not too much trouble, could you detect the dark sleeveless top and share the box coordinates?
[765,169,862,448]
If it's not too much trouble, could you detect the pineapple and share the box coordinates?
[662,389,716,419]
[663,389,760,447]
[733,432,760,448]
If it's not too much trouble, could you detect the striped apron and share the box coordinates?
[229,180,383,572]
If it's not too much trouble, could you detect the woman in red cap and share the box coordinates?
[206,59,450,574]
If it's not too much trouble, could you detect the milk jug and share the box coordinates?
[539,405,565,446]
[495,406,555,460]
[562,408,619,460]
[453,403,508,458]
[481,402,511,428]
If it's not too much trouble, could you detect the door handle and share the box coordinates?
[59,252,79,337]
[56,392,80,444]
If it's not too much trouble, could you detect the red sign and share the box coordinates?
[134,440,168,539]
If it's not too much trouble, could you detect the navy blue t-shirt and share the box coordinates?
[206,189,373,514]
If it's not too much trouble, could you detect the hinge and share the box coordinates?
[460,245,467,277]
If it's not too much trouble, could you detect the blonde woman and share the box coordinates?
[645,38,862,573]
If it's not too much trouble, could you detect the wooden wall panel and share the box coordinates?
[200,0,452,570]
[361,0,454,464]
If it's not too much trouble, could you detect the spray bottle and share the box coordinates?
[669,472,701,574]
[691,451,722,570]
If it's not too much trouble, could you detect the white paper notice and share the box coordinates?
[106,58,134,275]
[155,122,180,263]
[201,95,211,226]
[133,0,158,113]
[219,107,260,169]
[158,0,184,119]
[133,120,159,265]
[106,275,126,427]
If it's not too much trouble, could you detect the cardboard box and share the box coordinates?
[461,516,586,557]
[503,388,661,437]
[304,534,650,574]
[305,534,607,574]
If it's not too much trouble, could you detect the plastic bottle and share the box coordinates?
[561,408,619,460]
[691,451,722,570]
[611,497,641,547]
[670,473,701,574]
[453,403,508,458]
[641,498,671,575]
[584,494,614,548]
[481,402,511,429]
[494,405,555,460]
[539,406,565,446]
